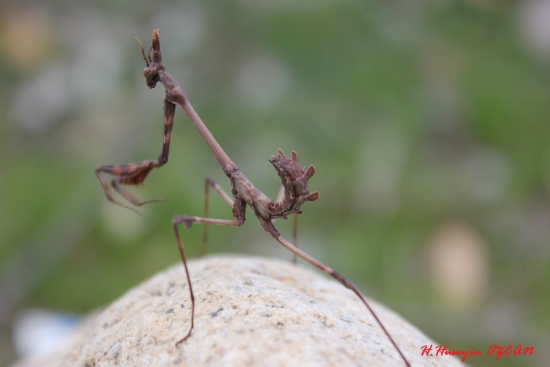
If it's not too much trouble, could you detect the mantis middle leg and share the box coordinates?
[172,195,246,345]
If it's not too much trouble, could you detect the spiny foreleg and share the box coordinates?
[95,100,175,213]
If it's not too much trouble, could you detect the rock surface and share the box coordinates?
[12,255,466,367]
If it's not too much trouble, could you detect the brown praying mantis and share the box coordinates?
[95,29,411,367]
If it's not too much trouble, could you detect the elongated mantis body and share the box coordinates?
[96,29,411,367]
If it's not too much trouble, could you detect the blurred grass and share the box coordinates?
[1,1,549,366]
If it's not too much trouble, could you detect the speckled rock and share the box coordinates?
[12,255,466,367]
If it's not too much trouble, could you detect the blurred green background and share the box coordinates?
[1,1,549,366]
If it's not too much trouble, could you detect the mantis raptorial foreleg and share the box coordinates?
[95,99,175,214]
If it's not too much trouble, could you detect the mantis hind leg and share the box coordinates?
[274,235,411,367]
[272,185,299,264]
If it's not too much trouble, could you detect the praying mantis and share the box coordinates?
[95,29,411,367]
